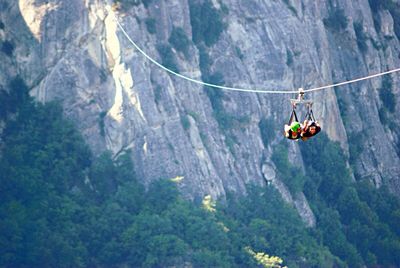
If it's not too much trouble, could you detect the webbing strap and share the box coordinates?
[303,104,315,122]
[310,109,316,121]
[288,109,298,124]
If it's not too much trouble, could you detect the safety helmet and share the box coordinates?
[290,122,301,132]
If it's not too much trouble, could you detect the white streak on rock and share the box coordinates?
[19,0,59,42]
[102,5,145,122]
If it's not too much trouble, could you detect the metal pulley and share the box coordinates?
[290,88,313,106]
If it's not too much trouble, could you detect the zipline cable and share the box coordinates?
[115,19,293,94]
[306,68,400,92]
[115,17,400,95]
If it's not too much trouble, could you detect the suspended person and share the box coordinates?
[284,106,302,140]
[301,104,321,141]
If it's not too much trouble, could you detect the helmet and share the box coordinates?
[290,122,301,132]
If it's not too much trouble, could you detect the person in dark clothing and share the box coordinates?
[301,120,321,141]
[285,121,302,140]
[284,107,302,140]
[301,105,321,141]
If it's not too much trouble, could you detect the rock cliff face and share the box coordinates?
[1,0,400,225]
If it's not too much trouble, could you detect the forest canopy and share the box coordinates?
[1,77,400,267]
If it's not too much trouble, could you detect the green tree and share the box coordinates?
[271,143,306,194]
[169,27,191,57]
[189,0,225,46]
[156,43,179,73]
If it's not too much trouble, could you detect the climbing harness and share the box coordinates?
[288,88,314,128]
[285,89,321,140]
[288,106,299,127]
[303,103,316,122]
[284,99,302,139]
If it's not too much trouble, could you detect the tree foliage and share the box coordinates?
[1,77,400,267]
[323,8,348,32]
[113,0,152,9]
[353,22,368,53]
[259,118,276,147]
[300,133,400,266]
[271,143,306,194]
[189,0,225,47]
[156,43,179,73]
[1,40,14,56]
[169,27,191,57]
[368,0,400,38]
[379,75,396,114]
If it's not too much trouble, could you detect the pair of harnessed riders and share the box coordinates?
[284,89,321,141]
[284,104,321,141]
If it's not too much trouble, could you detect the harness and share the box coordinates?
[304,103,316,122]
[288,105,299,125]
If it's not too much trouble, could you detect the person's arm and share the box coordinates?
[284,125,289,137]
[302,121,308,132]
